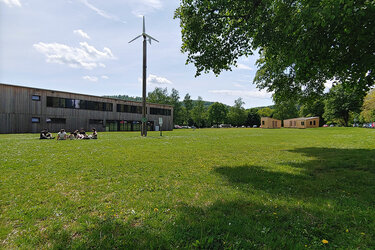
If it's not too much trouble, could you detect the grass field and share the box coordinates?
[1,128,374,249]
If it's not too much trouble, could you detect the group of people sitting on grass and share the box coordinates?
[40,128,97,140]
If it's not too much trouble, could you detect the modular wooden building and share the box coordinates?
[283,117,320,129]
[261,117,282,129]
[0,83,173,134]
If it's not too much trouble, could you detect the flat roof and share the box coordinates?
[284,117,319,121]
[0,82,173,108]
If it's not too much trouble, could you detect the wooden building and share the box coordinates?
[283,117,320,129]
[261,117,282,129]
[0,83,173,134]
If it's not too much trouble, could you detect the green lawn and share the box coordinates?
[1,128,374,249]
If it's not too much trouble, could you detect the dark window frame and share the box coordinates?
[32,95,41,101]
[47,96,113,112]
[31,117,40,123]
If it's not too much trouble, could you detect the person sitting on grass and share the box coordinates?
[40,129,54,139]
[57,129,67,140]
[78,128,89,139]
[68,131,76,140]
[89,128,98,139]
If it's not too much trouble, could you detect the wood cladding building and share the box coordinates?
[0,83,173,134]
[260,117,282,129]
[283,117,320,129]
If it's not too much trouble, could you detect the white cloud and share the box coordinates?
[147,74,172,85]
[324,80,335,93]
[233,83,246,89]
[79,0,125,23]
[209,89,272,99]
[236,63,253,71]
[82,76,98,82]
[138,74,172,87]
[0,0,21,7]
[130,0,162,16]
[101,75,109,79]
[33,42,115,70]
[73,29,90,39]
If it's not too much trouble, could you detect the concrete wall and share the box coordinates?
[261,117,281,129]
[0,83,174,134]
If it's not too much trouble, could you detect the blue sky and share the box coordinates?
[0,0,274,108]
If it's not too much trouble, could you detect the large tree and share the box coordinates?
[257,107,274,118]
[246,108,261,127]
[191,96,206,128]
[175,1,375,97]
[208,102,228,126]
[183,93,194,125]
[147,87,183,125]
[272,99,299,122]
[323,84,364,126]
[228,98,247,126]
[360,89,375,122]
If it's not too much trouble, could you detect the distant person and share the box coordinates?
[89,128,98,139]
[40,129,54,139]
[57,129,67,140]
[68,132,76,140]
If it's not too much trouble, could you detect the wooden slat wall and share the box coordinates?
[0,83,174,134]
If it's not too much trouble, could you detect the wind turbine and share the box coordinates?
[129,16,159,137]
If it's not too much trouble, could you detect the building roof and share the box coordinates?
[284,117,319,121]
[0,82,173,108]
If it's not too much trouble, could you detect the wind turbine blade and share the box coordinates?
[145,34,159,43]
[128,34,142,43]
[143,16,145,34]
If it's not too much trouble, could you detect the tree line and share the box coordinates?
[173,0,374,127]
[109,85,374,128]
[147,85,375,128]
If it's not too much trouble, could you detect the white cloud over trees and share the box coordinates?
[33,42,115,70]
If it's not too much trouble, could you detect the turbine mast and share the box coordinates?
[129,16,159,137]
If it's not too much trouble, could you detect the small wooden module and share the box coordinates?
[283,117,320,129]
[261,117,282,128]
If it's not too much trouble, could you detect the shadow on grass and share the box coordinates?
[216,147,375,203]
[41,147,375,248]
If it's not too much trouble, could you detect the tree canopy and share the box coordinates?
[360,89,375,122]
[175,0,375,97]
[208,102,228,126]
[323,84,364,126]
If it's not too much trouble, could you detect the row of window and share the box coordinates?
[150,107,172,116]
[32,117,66,124]
[47,96,113,111]
[42,96,171,116]
[117,104,142,114]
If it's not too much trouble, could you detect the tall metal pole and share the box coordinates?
[142,35,147,137]
[128,16,158,137]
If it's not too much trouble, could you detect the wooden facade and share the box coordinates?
[0,83,173,134]
[261,117,282,129]
[283,117,320,129]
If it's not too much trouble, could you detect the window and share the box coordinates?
[89,119,103,124]
[310,121,312,125]
[31,117,40,123]
[46,118,66,124]
[32,95,40,101]
[313,120,316,125]
[262,121,265,125]
[117,104,142,114]
[301,121,305,126]
[47,96,113,111]
[150,107,171,116]
[289,121,292,126]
